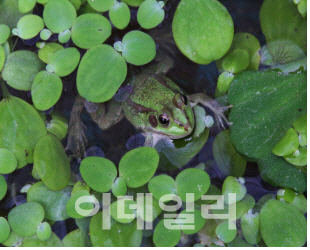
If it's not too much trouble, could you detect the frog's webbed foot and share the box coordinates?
[189,93,233,129]
[143,132,169,148]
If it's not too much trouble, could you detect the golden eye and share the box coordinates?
[181,95,188,105]
[158,114,170,127]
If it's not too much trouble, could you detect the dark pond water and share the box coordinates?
[0,0,282,245]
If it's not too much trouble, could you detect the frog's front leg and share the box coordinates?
[189,93,233,128]
[85,99,125,130]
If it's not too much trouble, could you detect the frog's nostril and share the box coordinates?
[179,124,183,127]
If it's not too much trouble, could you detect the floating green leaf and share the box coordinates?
[121,31,156,66]
[175,168,210,202]
[8,202,45,237]
[62,228,91,247]
[38,43,64,64]
[58,30,71,44]
[172,0,234,64]
[148,174,176,201]
[21,233,63,247]
[2,50,45,91]
[293,114,306,134]
[241,210,261,244]
[31,71,63,111]
[89,211,143,247]
[27,181,72,221]
[72,181,90,194]
[260,0,306,64]
[34,134,71,191]
[234,194,255,219]
[47,47,80,77]
[19,0,36,13]
[217,72,234,93]
[260,199,307,247]
[0,96,47,169]
[40,29,52,40]
[80,157,117,192]
[177,209,205,235]
[0,24,10,45]
[119,147,159,188]
[12,14,44,39]
[272,128,299,156]
[137,0,164,29]
[0,175,7,201]
[110,198,136,224]
[71,13,111,49]
[121,0,143,7]
[0,0,28,29]
[221,49,249,74]
[215,221,237,243]
[284,146,307,166]
[36,222,52,241]
[77,44,127,103]
[87,0,113,11]
[0,217,10,243]
[136,194,162,222]
[43,0,77,33]
[46,119,68,141]
[66,190,94,219]
[0,148,17,174]
[228,70,306,193]
[109,2,130,30]
[112,177,127,197]
[222,176,246,205]
[213,129,246,177]
[153,219,181,247]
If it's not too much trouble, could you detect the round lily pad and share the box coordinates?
[0,96,47,169]
[38,43,64,64]
[121,0,143,7]
[19,0,36,13]
[175,168,210,202]
[71,13,111,49]
[31,71,63,111]
[121,31,156,66]
[46,119,68,141]
[110,198,136,224]
[272,128,299,156]
[217,72,235,93]
[13,14,44,39]
[136,194,162,222]
[222,176,247,205]
[137,0,164,29]
[47,47,80,77]
[36,222,52,241]
[21,232,63,247]
[2,50,45,91]
[215,221,237,243]
[90,211,143,247]
[62,228,90,247]
[241,210,261,245]
[27,181,72,221]
[0,217,10,243]
[172,0,234,64]
[8,202,45,237]
[234,194,255,219]
[40,29,52,40]
[177,209,205,235]
[109,2,130,30]
[119,147,159,188]
[87,0,113,11]
[222,49,250,74]
[0,148,17,174]
[58,30,71,44]
[0,24,10,44]
[34,134,71,191]
[77,44,127,103]
[66,190,94,219]
[148,174,176,201]
[0,0,28,30]
[153,219,181,247]
[80,157,117,192]
[260,199,307,247]
[43,0,77,33]
[293,114,306,134]
[72,181,90,194]
[112,177,127,197]
[0,175,7,201]
[284,146,307,166]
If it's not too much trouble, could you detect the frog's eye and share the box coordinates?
[159,114,170,127]
[181,95,188,105]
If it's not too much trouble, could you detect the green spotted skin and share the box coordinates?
[122,74,195,139]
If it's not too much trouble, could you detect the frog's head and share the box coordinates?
[147,93,195,139]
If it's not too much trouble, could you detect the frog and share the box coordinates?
[67,53,231,159]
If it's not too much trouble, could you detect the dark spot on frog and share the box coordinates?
[246,35,249,38]
[298,109,302,111]
[149,114,158,128]
[98,29,103,31]
[25,150,28,157]
[295,28,297,31]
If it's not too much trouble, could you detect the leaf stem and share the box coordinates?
[0,78,10,98]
